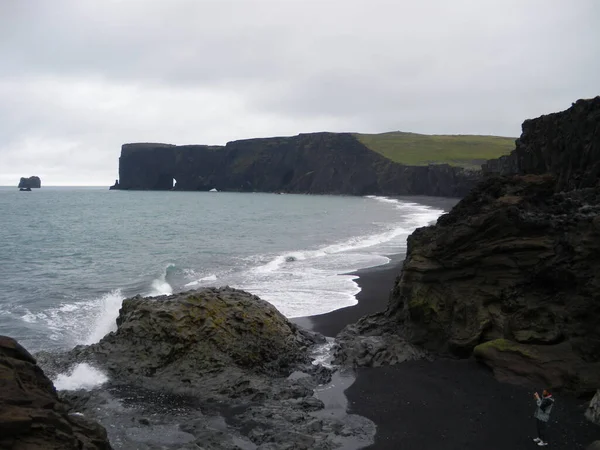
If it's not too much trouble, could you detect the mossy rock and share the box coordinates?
[90,287,317,378]
[474,339,538,359]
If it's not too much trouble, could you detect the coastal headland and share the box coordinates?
[109,132,515,197]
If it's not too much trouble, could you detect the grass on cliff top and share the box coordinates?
[355,132,516,169]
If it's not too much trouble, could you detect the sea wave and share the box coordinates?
[237,197,445,318]
[53,363,108,391]
[147,264,176,296]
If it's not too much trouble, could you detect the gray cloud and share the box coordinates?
[0,0,598,185]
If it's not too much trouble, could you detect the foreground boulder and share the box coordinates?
[0,336,111,450]
[337,97,600,394]
[18,176,41,189]
[38,288,374,449]
[63,287,317,383]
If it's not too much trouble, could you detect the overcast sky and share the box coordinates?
[1,0,598,185]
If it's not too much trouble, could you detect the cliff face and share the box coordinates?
[482,98,600,187]
[115,133,480,197]
[18,176,41,188]
[339,97,600,394]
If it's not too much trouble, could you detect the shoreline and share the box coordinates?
[292,195,459,337]
[292,254,403,337]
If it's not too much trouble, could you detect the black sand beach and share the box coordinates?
[293,196,460,338]
[347,360,599,450]
[293,256,402,337]
[299,251,600,449]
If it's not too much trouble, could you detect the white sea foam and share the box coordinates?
[21,310,48,323]
[311,338,337,369]
[238,197,446,318]
[53,363,108,391]
[184,274,218,287]
[84,290,125,344]
[17,289,124,346]
[147,264,174,296]
[149,278,173,296]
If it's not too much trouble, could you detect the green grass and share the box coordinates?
[355,131,516,169]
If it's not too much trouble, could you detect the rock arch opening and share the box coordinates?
[153,173,177,190]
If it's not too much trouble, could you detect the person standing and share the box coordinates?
[533,389,555,446]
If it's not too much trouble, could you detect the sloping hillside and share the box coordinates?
[355,132,516,169]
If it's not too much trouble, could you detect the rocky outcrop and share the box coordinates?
[66,287,316,380]
[18,176,41,188]
[587,390,600,426]
[333,314,428,367]
[337,97,600,394]
[37,288,375,449]
[0,335,111,450]
[112,133,480,197]
[482,97,600,186]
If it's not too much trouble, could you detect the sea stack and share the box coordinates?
[18,176,41,189]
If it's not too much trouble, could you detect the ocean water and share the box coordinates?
[0,187,450,356]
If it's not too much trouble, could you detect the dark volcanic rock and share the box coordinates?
[337,97,600,394]
[587,390,600,426]
[0,335,111,450]
[113,133,480,197]
[62,287,317,382]
[38,288,374,449]
[18,176,41,188]
[334,313,428,367]
[482,97,600,187]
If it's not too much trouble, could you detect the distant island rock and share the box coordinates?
[109,133,493,197]
[18,176,41,189]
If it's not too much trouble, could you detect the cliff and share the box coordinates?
[0,336,111,449]
[337,97,600,394]
[113,133,481,197]
[482,98,600,187]
[18,176,41,189]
